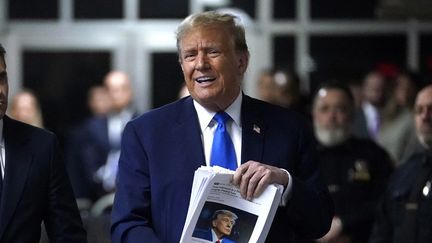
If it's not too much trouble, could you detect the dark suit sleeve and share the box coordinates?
[111,122,163,243]
[43,134,87,242]
[284,123,333,239]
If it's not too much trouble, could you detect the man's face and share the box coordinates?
[312,88,352,146]
[313,89,352,130]
[363,72,386,107]
[212,213,235,237]
[10,93,37,124]
[89,87,112,116]
[0,57,8,119]
[395,74,416,107]
[414,86,432,148]
[257,72,276,103]
[179,25,248,111]
[105,72,132,112]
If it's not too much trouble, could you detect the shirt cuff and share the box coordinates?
[279,168,293,206]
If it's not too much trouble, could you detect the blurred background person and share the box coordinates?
[370,84,432,243]
[65,85,113,210]
[65,70,136,243]
[87,85,112,117]
[257,68,310,118]
[93,70,136,195]
[273,69,303,109]
[257,69,278,104]
[75,70,135,202]
[312,83,393,243]
[352,69,418,165]
[393,70,420,109]
[353,71,390,140]
[377,70,420,165]
[8,89,44,128]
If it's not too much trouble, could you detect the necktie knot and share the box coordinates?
[213,111,230,126]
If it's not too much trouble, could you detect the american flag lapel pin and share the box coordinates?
[253,124,261,134]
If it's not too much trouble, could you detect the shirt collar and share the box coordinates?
[194,92,243,132]
[109,108,133,119]
[362,101,378,114]
[211,228,218,241]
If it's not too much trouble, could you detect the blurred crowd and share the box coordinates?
[7,65,432,243]
[256,66,431,243]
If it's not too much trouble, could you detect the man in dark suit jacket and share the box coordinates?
[111,11,333,243]
[0,44,87,242]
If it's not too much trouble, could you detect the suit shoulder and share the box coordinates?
[5,117,57,143]
[131,97,191,126]
[398,153,425,172]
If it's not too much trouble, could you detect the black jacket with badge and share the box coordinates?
[317,136,393,243]
[370,151,432,243]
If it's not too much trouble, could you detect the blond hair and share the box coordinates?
[176,11,249,57]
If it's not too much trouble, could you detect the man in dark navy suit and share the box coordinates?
[0,44,87,242]
[111,11,333,243]
[193,209,237,243]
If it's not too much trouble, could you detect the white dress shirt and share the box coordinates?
[211,228,219,242]
[97,108,134,191]
[0,119,5,179]
[362,101,380,139]
[194,92,242,166]
[108,109,134,148]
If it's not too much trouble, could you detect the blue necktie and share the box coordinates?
[210,112,237,170]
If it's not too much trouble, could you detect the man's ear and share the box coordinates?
[179,61,184,72]
[237,51,249,75]
[212,220,217,228]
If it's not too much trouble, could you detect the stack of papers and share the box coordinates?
[180,166,283,243]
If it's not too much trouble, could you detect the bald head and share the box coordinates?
[104,71,132,113]
[414,85,432,149]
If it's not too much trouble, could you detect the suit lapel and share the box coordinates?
[174,97,206,170]
[241,95,265,164]
[0,117,33,239]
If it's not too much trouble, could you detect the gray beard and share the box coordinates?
[314,125,351,147]
[417,133,432,149]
